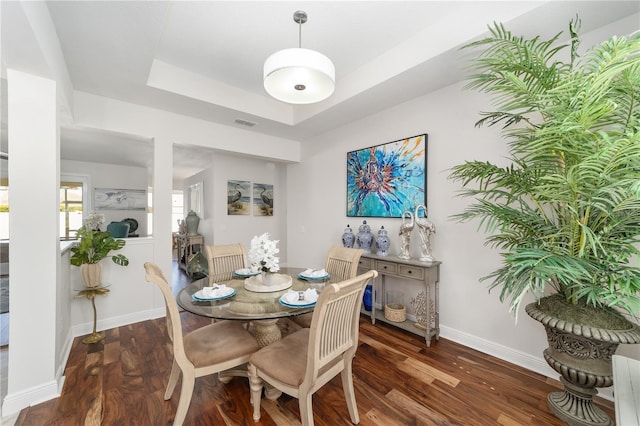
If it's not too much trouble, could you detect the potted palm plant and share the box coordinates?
[449,19,640,426]
[70,226,129,288]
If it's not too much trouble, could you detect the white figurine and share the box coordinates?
[414,205,435,261]
[398,210,414,259]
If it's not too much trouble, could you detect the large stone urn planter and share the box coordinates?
[526,296,640,426]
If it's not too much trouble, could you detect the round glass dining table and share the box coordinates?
[176,267,331,346]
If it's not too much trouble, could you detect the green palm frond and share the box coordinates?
[451,19,640,317]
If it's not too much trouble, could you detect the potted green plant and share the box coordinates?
[70,226,129,288]
[449,19,640,426]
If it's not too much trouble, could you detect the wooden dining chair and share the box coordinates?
[144,262,260,426]
[248,270,378,426]
[291,246,364,328]
[204,243,247,284]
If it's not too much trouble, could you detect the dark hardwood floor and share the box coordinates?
[13,261,616,425]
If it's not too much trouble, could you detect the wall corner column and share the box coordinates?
[152,139,173,280]
[4,69,60,415]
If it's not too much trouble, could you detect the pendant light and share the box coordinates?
[263,10,335,104]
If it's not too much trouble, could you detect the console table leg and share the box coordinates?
[424,276,432,347]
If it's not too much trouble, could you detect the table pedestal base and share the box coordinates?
[218,319,285,399]
[250,319,281,347]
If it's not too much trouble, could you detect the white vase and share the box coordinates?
[261,271,273,286]
[81,263,102,288]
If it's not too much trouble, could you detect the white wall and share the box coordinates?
[287,81,545,351]
[62,160,149,236]
[69,238,162,336]
[184,152,289,258]
[57,246,73,382]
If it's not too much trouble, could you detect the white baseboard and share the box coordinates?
[372,307,614,402]
[56,328,74,382]
[1,331,73,418]
[439,324,614,402]
[71,306,166,337]
[1,379,60,417]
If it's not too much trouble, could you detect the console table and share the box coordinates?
[357,253,441,347]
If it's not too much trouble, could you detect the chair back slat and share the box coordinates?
[318,292,358,362]
[204,243,247,284]
[144,262,186,357]
[325,246,364,282]
[306,270,377,382]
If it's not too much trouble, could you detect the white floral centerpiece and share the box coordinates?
[84,212,106,231]
[248,232,280,274]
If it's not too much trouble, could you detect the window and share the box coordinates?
[172,191,184,232]
[60,181,84,240]
[60,175,89,240]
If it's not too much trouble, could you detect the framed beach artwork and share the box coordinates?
[227,180,250,215]
[346,134,427,217]
[253,183,274,216]
[94,188,147,211]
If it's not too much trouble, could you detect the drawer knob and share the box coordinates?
[407,270,412,274]
[383,266,387,269]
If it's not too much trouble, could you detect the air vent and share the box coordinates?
[234,118,257,127]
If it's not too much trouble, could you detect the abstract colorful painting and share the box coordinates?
[347,134,427,217]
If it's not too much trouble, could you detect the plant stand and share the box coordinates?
[75,286,110,344]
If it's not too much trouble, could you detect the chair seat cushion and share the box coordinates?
[249,328,310,387]
[184,320,259,368]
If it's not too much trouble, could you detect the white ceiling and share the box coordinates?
[2,1,638,184]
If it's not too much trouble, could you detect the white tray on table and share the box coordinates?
[244,273,293,292]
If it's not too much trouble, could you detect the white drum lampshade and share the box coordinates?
[263,48,335,104]
[263,10,335,104]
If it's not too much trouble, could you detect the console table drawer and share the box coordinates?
[375,260,397,274]
[398,265,424,280]
[358,257,372,269]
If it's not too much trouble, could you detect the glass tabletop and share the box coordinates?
[176,267,334,321]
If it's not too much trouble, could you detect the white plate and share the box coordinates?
[279,290,318,307]
[298,269,330,280]
[193,287,236,301]
[280,299,316,308]
[298,273,330,281]
[233,268,260,277]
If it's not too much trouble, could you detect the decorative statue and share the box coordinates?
[414,205,435,261]
[398,210,414,259]
[177,219,187,235]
